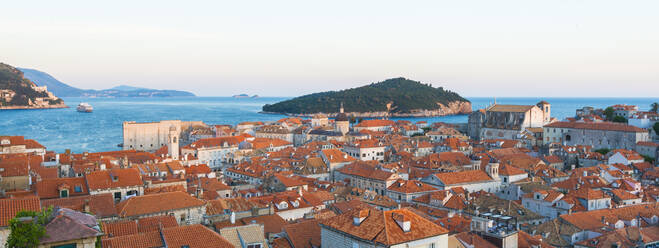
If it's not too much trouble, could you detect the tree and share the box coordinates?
[651,102,659,113]
[6,207,52,248]
[612,116,627,123]
[594,148,610,155]
[653,122,659,136]
[603,107,615,121]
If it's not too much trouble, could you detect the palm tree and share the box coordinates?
[651,102,659,113]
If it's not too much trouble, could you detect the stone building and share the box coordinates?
[123,120,205,152]
[469,101,551,140]
[543,122,649,150]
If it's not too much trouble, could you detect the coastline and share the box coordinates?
[0,104,68,110]
[261,100,473,118]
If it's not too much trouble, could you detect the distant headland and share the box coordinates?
[261,77,472,118]
[232,94,259,98]
[18,68,195,97]
[0,63,67,110]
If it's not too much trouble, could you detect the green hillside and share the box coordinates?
[262,77,468,114]
[0,63,63,106]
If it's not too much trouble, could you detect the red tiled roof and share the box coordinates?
[284,219,321,248]
[86,168,143,191]
[116,192,205,218]
[433,170,493,185]
[387,179,438,194]
[320,208,448,246]
[35,177,89,199]
[0,196,41,226]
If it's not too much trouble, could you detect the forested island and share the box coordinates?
[262,77,472,117]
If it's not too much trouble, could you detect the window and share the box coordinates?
[247,244,262,248]
[74,185,82,193]
[60,189,69,198]
[429,243,436,248]
[352,242,359,248]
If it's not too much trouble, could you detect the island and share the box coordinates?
[0,63,66,110]
[262,77,472,117]
[18,68,195,97]
[233,94,259,98]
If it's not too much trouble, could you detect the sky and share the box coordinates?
[1,0,658,97]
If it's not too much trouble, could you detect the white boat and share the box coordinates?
[77,103,93,113]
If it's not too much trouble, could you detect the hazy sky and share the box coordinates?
[1,0,658,97]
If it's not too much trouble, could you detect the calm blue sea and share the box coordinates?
[1,97,656,153]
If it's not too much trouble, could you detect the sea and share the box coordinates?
[1,97,656,153]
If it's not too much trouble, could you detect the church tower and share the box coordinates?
[335,103,350,135]
[537,101,551,124]
[168,125,179,160]
[486,160,499,180]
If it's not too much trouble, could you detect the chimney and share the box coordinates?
[230,211,236,224]
[601,216,606,224]
[297,186,303,196]
[84,199,90,213]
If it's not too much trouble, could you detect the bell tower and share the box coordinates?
[168,125,179,160]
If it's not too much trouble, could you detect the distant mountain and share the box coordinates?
[1,63,66,109]
[19,68,86,97]
[109,85,150,91]
[262,77,472,117]
[18,68,195,97]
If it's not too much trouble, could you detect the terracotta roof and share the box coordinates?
[205,197,266,215]
[239,214,287,234]
[499,165,527,176]
[560,203,659,231]
[545,121,647,132]
[102,220,138,238]
[41,208,103,244]
[137,215,178,233]
[86,168,143,191]
[102,224,233,248]
[35,177,89,199]
[185,136,245,149]
[41,194,117,218]
[320,208,448,246]
[116,192,205,218]
[488,104,535,113]
[321,149,357,164]
[454,232,497,248]
[387,179,438,194]
[354,119,395,128]
[249,138,292,149]
[284,219,321,248]
[338,162,396,181]
[0,196,41,226]
[433,170,493,186]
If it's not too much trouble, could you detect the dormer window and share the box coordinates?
[74,185,82,193]
[60,189,69,198]
[0,139,9,145]
[353,209,369,226]
[392,212,411,232]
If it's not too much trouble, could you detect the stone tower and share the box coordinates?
[168,125,179,160]
[486,160,499,180]
[335,103,350,135]
[537,101,551,124]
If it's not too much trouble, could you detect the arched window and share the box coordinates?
[565,135,571,142]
